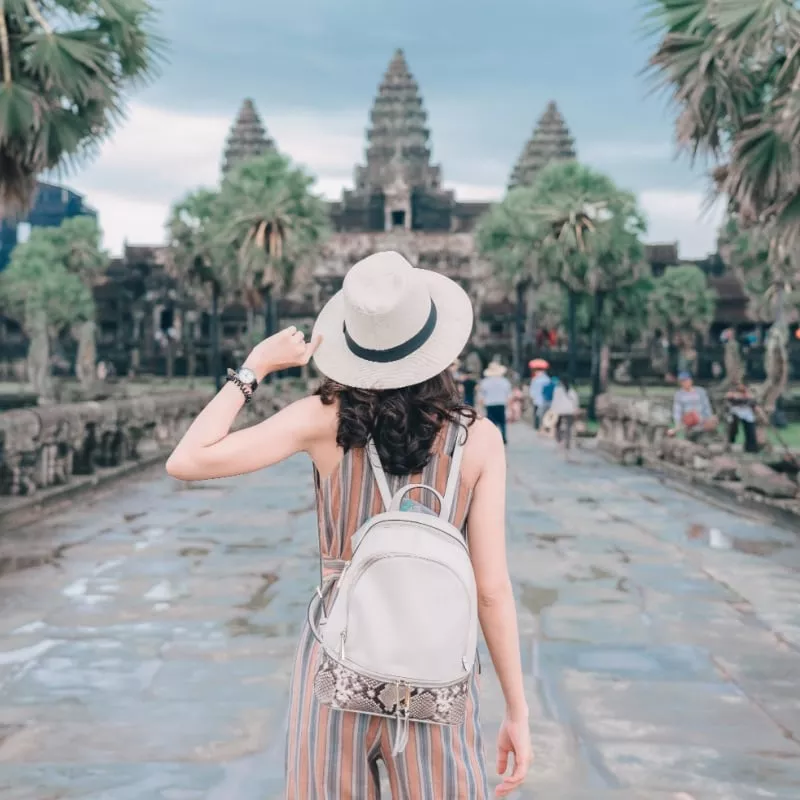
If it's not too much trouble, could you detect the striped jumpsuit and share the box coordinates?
[285,422,489,799]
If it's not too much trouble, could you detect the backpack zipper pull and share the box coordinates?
[339,630,347,660]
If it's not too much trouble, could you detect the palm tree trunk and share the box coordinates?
[211,282,222,391]
[589,291,606,421]
[567,290,578,383]
[28,311,54,404]
[75,320,97,391]
[514,281,526,378]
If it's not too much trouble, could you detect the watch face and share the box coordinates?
[237,367,257,386]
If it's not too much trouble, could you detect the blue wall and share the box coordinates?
[0,182,97,270]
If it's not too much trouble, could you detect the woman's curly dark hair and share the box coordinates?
[316,370,477,475]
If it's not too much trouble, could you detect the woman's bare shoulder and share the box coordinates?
[293,393,338,439]
[461,416,504,487]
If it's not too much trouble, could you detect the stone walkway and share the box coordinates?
[0,425,799,799]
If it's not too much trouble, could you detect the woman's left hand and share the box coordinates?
[243,326,323,380]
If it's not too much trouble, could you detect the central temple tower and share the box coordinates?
[331,49,458,233]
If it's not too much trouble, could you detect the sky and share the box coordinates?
[66,0,725,259]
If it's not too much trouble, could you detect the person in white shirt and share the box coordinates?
[480,361,513,444]
[550,377,580,450]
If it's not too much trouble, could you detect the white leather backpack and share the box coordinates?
[307,424,478,755]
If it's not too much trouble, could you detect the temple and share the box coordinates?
[0,49,750,380]
[221,99,275,176]
[318,49,496,339]
[509,101,577,190]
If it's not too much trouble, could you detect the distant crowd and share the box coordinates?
[450,357,770,456]
[449,357,579,453]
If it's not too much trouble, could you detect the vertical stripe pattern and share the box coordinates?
[286,422,489,798]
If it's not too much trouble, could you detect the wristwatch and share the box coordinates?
[226,366,258,402]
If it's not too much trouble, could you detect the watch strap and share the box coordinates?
[226,368,254,402]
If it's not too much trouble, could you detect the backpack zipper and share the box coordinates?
[337,551,475,683]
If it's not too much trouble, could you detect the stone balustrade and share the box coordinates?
[596,393,800,516]
[0,381,311,499]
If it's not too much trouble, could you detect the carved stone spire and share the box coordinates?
[509,101,577,190]
[222,99,275,176]
[355,49,442,193]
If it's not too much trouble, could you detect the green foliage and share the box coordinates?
[478,161,648,302]
[214,151,331,295]
[718,215,799,322]
[529,161,647,294]
[0,232,93,330]
[0,0,164,212]
[530,282,567,330]
[48,216,109,284]
[575,273,655,346]
[649,264,716,336]
[167,187,232,295]
[645,0,800,250]
[476,188,540,287]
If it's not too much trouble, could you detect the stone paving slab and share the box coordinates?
[0,425,799,797]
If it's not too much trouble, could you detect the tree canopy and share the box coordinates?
[0,0,163,213]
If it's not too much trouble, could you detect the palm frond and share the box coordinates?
[0,0,164,213]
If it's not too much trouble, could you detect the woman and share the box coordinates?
[167,251,531,799]
[550,376,579,451]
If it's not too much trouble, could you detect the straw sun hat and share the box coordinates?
[312,251,474,390]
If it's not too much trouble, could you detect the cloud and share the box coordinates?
[640,189,725,259]
[70,102,365,254]
[582,141,674,164]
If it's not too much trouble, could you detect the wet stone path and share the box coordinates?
[0,425,799,799]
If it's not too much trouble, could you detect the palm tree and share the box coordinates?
[215,151,330,353]
[0,0,163,214]
[645,0,800,284]
[718,216,798,326]
[525,162,648,415]
[166,189,231,390]
[649,265,716,375]
[476,190,544,377]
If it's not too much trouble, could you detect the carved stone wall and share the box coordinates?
[0,383,311,499]
[596,393,800,516]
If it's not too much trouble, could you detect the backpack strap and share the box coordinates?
[440,418,468,522]
[365,439,392,511]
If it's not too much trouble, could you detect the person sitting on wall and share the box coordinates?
[667,371,719,440]
[725,381,760,453]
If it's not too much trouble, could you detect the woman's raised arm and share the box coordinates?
[166,327,322,481]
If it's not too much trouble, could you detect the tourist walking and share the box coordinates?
[528,359,551,429]
[480,361,513,444]
[551,377,580,452]
[166,251,531,799]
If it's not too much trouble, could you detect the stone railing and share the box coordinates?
[596,393,800,514]
[0,380,311,499]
